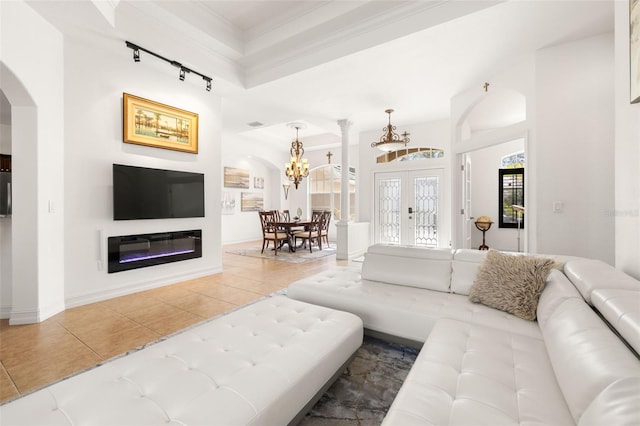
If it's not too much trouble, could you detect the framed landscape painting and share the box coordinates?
[123,93,199,153]
[632,0,640,103]
[241,192,263,212]
[224,167,250,188]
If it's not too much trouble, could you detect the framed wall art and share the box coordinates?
[632,0,640,103]
[241,192,263,212]
[254,176,264,189]
[123,93,199,153]
[224,167,250,188]
[221,192,236,215]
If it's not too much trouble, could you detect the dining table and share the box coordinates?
[274,220,312,252]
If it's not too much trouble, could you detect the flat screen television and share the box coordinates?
[113,164,205,220]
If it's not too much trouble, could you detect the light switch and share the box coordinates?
[553,201,563,213]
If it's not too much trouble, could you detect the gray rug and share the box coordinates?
[301,336,419,425]
[227,246,336,263]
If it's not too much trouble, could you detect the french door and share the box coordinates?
[374,169,443,247]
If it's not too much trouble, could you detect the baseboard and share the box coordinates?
[0,304,11,319]
[7,300,66,325]
[65,265,222,309]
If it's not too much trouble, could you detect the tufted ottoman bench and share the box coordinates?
[0,295,363,425]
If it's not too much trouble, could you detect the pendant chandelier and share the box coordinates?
[371,108,410,152]
[284,123,309,189]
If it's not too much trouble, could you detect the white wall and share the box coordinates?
[614,1,640,279]
[0,123,11,315]
[221,155,275,244]
[535,32,615,264]
[0,124,10,153]
[62,32,222,307]
[1,0,66,323]
[220,135,288,244]
[469,139,524,252]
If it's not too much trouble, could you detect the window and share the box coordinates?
[498,168,524,229]
[309,165,356,220]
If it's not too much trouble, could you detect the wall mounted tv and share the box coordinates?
[113,164,205,220]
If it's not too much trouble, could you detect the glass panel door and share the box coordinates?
[412,174,439,247]
[374,170,442,246]
[374,175,402,244]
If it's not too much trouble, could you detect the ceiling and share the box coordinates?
[11,1,614,151]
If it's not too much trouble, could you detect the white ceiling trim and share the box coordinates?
[241,0,503,88]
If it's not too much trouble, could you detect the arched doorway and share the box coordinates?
[1,61,65,324]
[453,88,529,252]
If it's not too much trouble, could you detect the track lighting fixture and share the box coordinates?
[125,41,213,92]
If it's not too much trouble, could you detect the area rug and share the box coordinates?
[226,246,336,263]
[300,335,419,425]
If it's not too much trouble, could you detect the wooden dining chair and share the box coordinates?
[258,211,288,255]
[320,210,332,248]
[293,210,323,252]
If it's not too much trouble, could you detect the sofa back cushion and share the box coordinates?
[591,289,640,356]
[451,249,487,295]
[362,244,453,292]
[539,294,640,424]
[563,259,639,304]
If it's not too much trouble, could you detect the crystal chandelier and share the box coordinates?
[371,108,410,152]
[285,124,309,189]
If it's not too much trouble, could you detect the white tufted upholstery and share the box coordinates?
[288,244,640,426]
[0,296,363,426]
[288,265,539,343]
[382,318,575,426]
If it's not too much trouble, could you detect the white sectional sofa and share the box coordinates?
[0,296,363,426]
[288,244,640,425]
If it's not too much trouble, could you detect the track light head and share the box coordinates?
[133,48,140,62]
[179,68,186,81]
[205,78,212,92]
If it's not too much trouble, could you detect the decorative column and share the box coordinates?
[337,119,352,223]
[336,119,352,260]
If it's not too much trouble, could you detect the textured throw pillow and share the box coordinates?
[469,250,555,321]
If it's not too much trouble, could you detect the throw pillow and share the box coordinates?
[469,250,556,321]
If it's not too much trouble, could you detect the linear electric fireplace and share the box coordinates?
[108,230,202,273]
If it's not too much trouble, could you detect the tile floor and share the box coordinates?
[0,241,351,404]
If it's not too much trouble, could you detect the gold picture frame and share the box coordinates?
[123,93,198,153]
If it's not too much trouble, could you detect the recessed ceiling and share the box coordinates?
[23,0,614,151]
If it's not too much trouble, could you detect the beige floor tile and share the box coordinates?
[83,325,161,360]
[197,285,263,306]
[7,337,102,394]
[97,291,164,315]
[127,303,203,336]
[70,315,152,346]
[0,362,19,402]
[0,320,70,355]
[167,294,237,319]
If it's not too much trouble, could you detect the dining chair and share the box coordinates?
[282,210,291,222]
[293,210,323,252]
[320,210,332,248]
[258,211,288,255]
